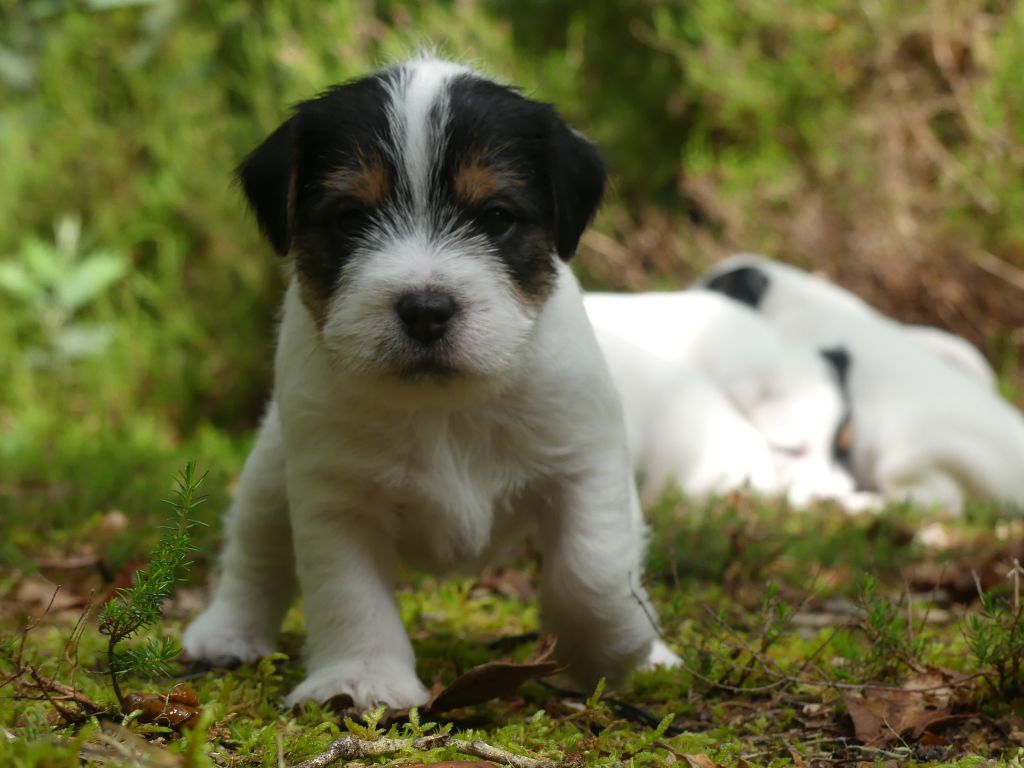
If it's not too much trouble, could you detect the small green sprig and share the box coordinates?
[97,461,207,709]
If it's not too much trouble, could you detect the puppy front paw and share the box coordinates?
[284,658,429,710]
[181,604,275,666]
[642,639,682,670]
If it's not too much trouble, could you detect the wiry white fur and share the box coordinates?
[594,326,779,500]
[701,254,1024,514]
[384,57,469,211]
[322,228,537,398]
[902,325,997,388]
[184,58,677,709]
[584,291,877,510]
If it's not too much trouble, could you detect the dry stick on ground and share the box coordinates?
[1,586,103,723]
[287,732,557,768]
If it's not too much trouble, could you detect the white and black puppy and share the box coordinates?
[183,56,675,709]
[701,254,1024,514]
[583,291,873,510]
[589,326,780,501]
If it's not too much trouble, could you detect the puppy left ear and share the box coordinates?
[236,117,296,256]
[820,346,852,389]
[547,118,606,260]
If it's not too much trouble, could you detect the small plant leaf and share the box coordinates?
[56,251,127,314]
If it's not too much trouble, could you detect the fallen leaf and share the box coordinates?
[123,688,201,730]
[842,671,967,747]
[679,754,725,768]
[475,567,536,600]
[80,721,182,766]
[13,576,85,616]
[426,635,565,713]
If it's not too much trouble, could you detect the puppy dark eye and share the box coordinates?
[479,205,516,239]
[333,204,369,234]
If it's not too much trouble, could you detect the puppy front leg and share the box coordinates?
[183,402,296,664]
[284,490,428,710]
[538,462,663,690]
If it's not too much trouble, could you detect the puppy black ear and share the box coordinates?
[237,117,296,256]
[820,346,852,389]
[705,265,770,307]
[547,118,606,260]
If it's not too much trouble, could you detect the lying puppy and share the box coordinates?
[902,325,996,389]
[183,56,674,709]
[584,291,870,509]
[590,326,780,501]
[701,254,1024,514]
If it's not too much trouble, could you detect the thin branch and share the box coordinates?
[286,732,557,768]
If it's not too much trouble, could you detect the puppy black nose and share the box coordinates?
[395,290,457,344]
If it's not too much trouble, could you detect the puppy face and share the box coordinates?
[239,57,605,390]
[737,348,847,465]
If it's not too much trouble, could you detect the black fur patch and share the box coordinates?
[236,64,607,312]
[704,265,770,308]
[820,346,854,464]
[441,75,606,299]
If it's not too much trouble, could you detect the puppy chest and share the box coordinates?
[376,414,533,569]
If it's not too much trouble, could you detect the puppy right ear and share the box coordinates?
[237,117,296,256]
[704,265,769,308]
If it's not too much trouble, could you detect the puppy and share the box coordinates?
[584,291,873,509]
[590,325,780,501]
[701,254,1024,514]
[183,56,674,709]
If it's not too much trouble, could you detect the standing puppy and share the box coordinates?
[701,254,1024,514]
[183,57,672,709]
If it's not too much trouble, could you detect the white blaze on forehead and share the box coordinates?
[385,57,472,212]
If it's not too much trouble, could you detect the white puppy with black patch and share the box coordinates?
[183,57,676,709]
[590,326,780,500]
[701,254,1024,514]
[584,291,870,509]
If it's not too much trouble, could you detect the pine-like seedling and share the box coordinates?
[97,461,206,709]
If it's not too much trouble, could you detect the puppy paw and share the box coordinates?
[642,639,682,670]
[285,658,429,710]
[181,605,275,666]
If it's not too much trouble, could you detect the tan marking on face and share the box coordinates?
[835,422,854,454]
[296,272,330,331]
[323,157,390,207]
[453,159,516,207]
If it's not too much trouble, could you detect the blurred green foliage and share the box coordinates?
[1,0,1021,488]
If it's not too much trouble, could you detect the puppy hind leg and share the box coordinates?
[182,401,297,664]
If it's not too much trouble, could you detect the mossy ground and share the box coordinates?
[4,434,1024,767]
[5,3,1024,766]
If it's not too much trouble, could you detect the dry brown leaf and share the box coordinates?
[679,754,725,768]
[80,722,183,766]
[426,634,564,713]
[123,687,201,731]
[13,576,85,616]
[842,671,965,746]
[475,567,536,600]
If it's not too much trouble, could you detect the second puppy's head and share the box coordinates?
[239,56,605,392]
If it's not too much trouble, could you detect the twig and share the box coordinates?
[286,732,557,768]
[973,251,1024,293]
